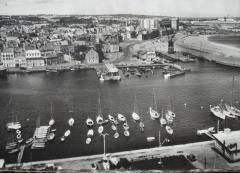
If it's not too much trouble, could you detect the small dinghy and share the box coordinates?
[51,129,57,132]
[149,107,160,120]
[160,110,167,125]
[96,115,103,125]
[49,118,55,126]
[139,121,144,132]
[132,112,140,121]
[102,119,109,125]
[86,137,92,144]
[6,122,21,131]
[113,119,119,125]
[167,110,176,118]
[160,117,167,125]
[47,132,55,141]
[118,114,126,122]
[87,129,94,137]
[114,131,119,138]
[108,114,115,122]
[166,125,173,135]
[98,125,104,134]
[68,118,75,126]
[8,148,20,154]
[64,129,71,137]
[86,118,94,127]
[60,136,65,142]
[111,124,117,131]
[25,138,33,145]
[123,122,129,130]
[165,113,173,123]
[124,130,130,137]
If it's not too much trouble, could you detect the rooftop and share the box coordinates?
[213,130,240,152]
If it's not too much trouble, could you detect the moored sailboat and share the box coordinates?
[132,95,140,121]
[118,114,126,122]
[96,95,104,125]
[166,125,173,135]
[160,109,167,126]
[149,88,160,120]
[68,118,75,126]
[210,105,225,120]
[98,125,104,134]
[86,117,94,127]
[49,103,55,126]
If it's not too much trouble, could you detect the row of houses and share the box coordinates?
[0,47,100,69]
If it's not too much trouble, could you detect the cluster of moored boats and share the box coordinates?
[149,107,175,135]
[210,102,240,120]
[85,112,145,144]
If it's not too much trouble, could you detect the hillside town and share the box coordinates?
[1,8,240,173]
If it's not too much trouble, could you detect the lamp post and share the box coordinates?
[100,133,109,156]
[158,130,170,165]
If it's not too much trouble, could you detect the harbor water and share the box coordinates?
[1,60,240,163]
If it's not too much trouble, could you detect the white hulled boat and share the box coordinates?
[96,115,103,125]
[108,114,115,122]
[149,88,160,120]
[150,107,160,120]
[6,122,21,131]
[87,129,94,137]
[225,104,240,117]
[160,110,167,125]
[165,111,173,123]
[96,95,104,125]
[124,130,130,137]
[210,105,225,120]
[111,124,117,131]
[98,125,104,134]
[86,118,94,127]
[114,131,119,138]
[47,132,55,141]
[68,118,75,126]
[123,122,129,130]
[132,95,140,121]
[64,129,71,137]
[139,120,144,132]
[166,110,176,118]
[166,125,173,135]
[86,137,91,144]
[118,114,126,122]
[49,103,55,126]
[132,112,140,121]
[222,109,235,118]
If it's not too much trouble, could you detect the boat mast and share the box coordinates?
[153,88,157,110]
[134,94,138,113]
[98,93,102,117]
[158,130,161,147]
[50,102,53,119]
[231,71,235,107]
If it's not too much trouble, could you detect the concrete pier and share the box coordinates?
[6,140,240,171]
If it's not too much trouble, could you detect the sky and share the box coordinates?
[0,0,240,17]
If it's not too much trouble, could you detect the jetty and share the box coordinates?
[17,145,25,164]
[31,126,50,149]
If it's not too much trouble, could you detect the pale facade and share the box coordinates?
[84,49,99,64]
[0,48,15,68]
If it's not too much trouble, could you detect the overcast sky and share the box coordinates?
[0,0,240,17]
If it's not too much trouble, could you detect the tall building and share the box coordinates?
[140,18,155,29]
[171,18,179,31]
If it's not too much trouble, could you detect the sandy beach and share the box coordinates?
[175,34,240,67]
